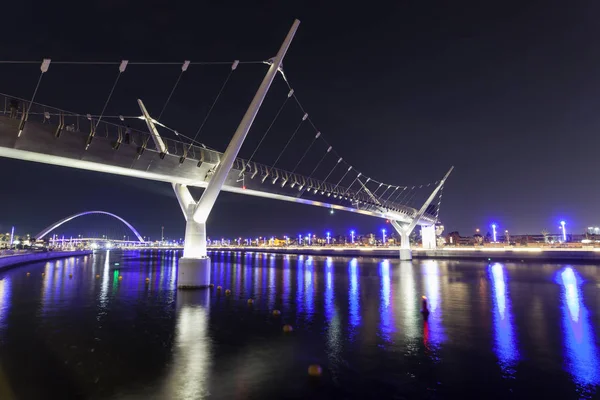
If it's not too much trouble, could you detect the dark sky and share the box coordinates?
[1,0,599,239]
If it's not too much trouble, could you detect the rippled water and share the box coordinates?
[0,250,598,399]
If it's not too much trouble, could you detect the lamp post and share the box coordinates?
[307,233,312,246]
[350,230,355,244]
[326,232,331,245]
[298,234,302,245]
[505,230,510,244]
[491,224,497,242]
[560,220,567,242]
[382,228,387,245]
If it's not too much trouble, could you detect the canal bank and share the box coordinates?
[0,250,92,270]
[208,246,600,262]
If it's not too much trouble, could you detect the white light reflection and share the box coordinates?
[349,258,361,330]
[422,260,445,348]
[399,261,419,340]
[0,277,11,328]
[100,251,110,308]
[489,263,519,377]
[557,267,600,393]
[162,292,211,398]
[379,259,394,340]
[268,259,275,309]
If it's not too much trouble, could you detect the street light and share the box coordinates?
[560,220,567,242]
[326,231,331,245]
[307,233,312,246]
[350,230,355,244]
[382,228,387,245]
[491,224,497,242]
[505,230,510,244]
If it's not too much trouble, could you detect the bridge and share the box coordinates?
[0,19,452,288]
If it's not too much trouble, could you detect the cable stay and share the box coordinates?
[263,112,307,183]
[185,60,239,155]
[18,59,52,137]
[282,130,320,187]
[157,60,190,119]
[315,157,343,194]
[328,166,352,197]
[241,88,293,177]
[357,177,383,207]
[294,144,331,191]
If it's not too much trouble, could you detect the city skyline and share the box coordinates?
[1,1,599,237]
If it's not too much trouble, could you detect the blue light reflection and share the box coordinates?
[488,263,519,377]
[557,267,600,392]
[349,258,361,330]
[379,259,394,340]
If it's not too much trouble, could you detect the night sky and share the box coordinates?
[1,1,599,239]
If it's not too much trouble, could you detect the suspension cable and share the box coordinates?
[318,157,343,192]
[269,112,307,172]
[242,89,293,174]
[290,131,320,174]
[19,59,51,136]
[341,172,361,197]
[331,166,352,193]
[186,60,238,153]
[158,60,190,119]
[95,60,128,130]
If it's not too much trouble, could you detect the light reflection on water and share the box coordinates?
[161,291,211,399]
[379,259,394,341]
[489,263,519,377]
[348,258,361,331]
[422,260,445,349]
[0,251,598,399]
[557,267,600,395]
[324,257,335,322]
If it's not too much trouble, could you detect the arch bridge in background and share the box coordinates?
[35,211,145,242]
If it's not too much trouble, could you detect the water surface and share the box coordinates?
[0,250,598,399]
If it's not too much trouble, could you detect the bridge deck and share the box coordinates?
[0,95,436,224]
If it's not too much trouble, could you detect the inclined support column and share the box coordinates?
[178,19,300,288]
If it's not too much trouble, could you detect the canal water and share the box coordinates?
[0,250,598,399]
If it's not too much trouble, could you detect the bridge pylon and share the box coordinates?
[390,167,453,260]
[141,19,300,288]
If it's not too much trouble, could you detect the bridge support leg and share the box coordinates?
[173,184,211,288]
[392,221,412,260]
[421,225,437,250]
[167,20,299,289]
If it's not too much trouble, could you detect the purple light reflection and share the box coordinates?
[556,267,600,394]
[379,259,394,340]
[324,257,335,322]
[488,263,520,377]
[348,258,361,330]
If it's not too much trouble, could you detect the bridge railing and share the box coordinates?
[0,92,435,221]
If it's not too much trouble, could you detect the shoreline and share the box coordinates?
[0,250,93,271]
[206,246,600,262]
